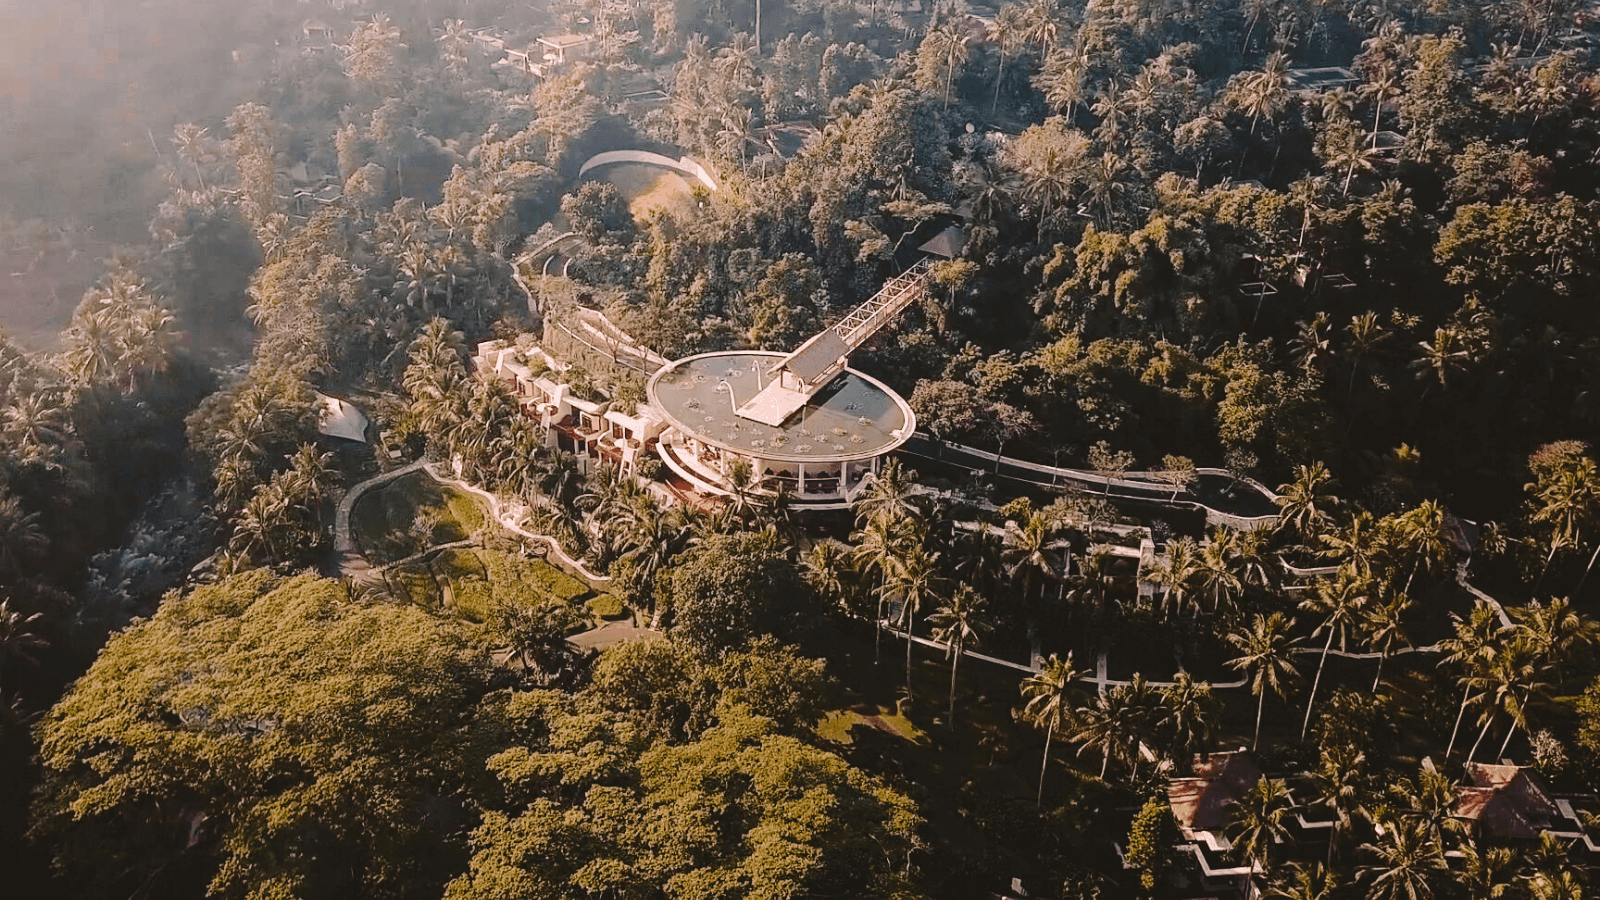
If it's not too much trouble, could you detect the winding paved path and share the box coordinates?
[333,460,429,584]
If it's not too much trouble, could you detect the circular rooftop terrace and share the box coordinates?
[646,351,915,464]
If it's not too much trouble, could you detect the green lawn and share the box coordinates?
[385,546,603,625]
[351,472,485,565]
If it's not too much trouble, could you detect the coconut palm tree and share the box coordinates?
[928,585,989,724]
[1035,46,1090,119]
[1226,612,1303,751]
[1227,777,1294,877]
[803,538,860,616]
[1195,530,1245,620]
[1277,462,1337,541]
[1019,652,1088,805]
[1312,745,1369,865]
[1072,676,1150,780]
[1148,536,1203,620]
[853,458,922,526]
[1439,604,1512,758]
[887,542,945,695]
[1342,312,1393,400]
[1157,671,1218,775]
[2,391,71,463]
[1358,65,1403,147]
[1466,638,1552,762]
[1299,569,1372,737]
[1320,511,1385,581]
[1515,596,1599,684]
[1455,844,1522,900]
[1267,861,1342,900]
[0,492,47,579]
[1004,511,1057,608]
[1229,51,1292,137]
[1359,819,1445,900]
[1394,500,1456,593]
[1411,326,1473,395]
[852,510,915,664]
[1389,768,1466,853]
[1363,592,1414,691]
[1529,455,1599,591]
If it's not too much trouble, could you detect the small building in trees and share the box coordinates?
[536,34,592,66]
[1453,762,1597,849]
[1166,751,1266,895]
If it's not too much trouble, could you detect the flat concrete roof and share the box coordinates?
[647,351,914,465]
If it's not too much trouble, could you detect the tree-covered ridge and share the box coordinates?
[33,571,921,900]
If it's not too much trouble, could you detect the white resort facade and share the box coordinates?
[471,339,916,510]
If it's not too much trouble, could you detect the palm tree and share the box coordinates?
[1226,612,1303,751]
[171,123,211,189]
[1320,511,1384,581]
[0,492,48,578]
[853,458,921,526]
[1231,525,1283,598]
[1529,456,1599,590]
[1312,745,1369,865]
[1411,326,1472,395]
[1343,312,1392,400]
[988,5,1026,114]
[2,391,70,463]
[1035,46,1089,119]
[1358,65,1403,147]
[1020,0,1064,56]
[1193,533,1245,621]
[1019,652,1088,805]
[1439,604,1511,758]
[1004,511,1057,608]
[1267,861,1342,900]
[1229,51,1291,137]
[1515,596,1599,684]
[1363,593,1414,691]
[1072,676,1150,780]
[1359,819,1445,900]
[1277,462,1337,541]
[803,538,860,617]
[1158,671,1218,775]
[1148,536,1202,620]
[1227,777,1294,877]
[0,598,47,670]
[1395,500,1456,593]
[928,586,990,724]
[1388,768,1465,853]
[887,544,945,695]
[1299,569,1372,737]
[917,20,969,109]
[1455,844,1522,900]
[1466,638,1552,762]
[851,510,914,663]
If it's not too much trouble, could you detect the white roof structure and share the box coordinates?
[315,392,369,443]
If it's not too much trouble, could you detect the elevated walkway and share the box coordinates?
[736,261,931,426]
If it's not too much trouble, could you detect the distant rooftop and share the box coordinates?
[1286,67,1357,91]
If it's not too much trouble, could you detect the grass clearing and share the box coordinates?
[388,547,601,625]
[351,472,484,565]
[583,162,694,220]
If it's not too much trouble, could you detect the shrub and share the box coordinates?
[587,594,626,619]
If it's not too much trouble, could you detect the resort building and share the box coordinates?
[472,263,930,509]
[645,350,915,506]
